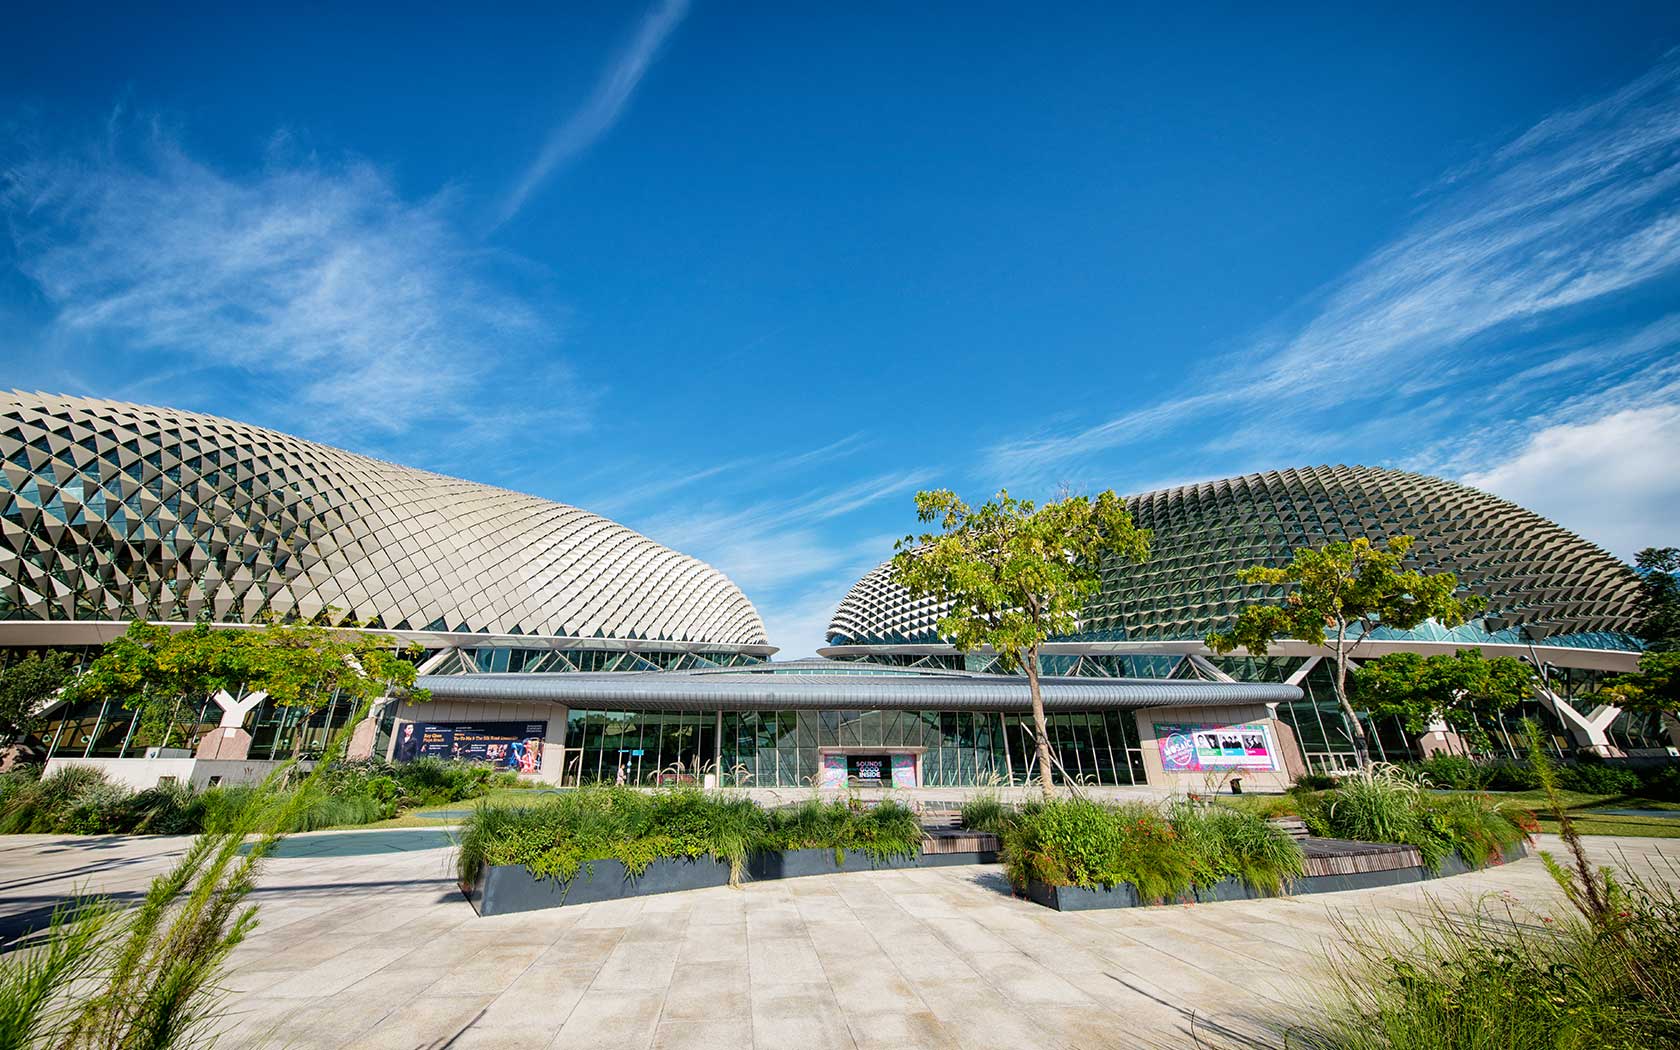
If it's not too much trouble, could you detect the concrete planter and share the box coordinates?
[1023,840,1530,912]
[464,847,995,917]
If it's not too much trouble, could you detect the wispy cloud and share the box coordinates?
[494,0,690,228]
[987,49,1680,480]
[4,121,581,452]
[632,468,932,654]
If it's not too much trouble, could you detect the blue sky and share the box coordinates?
[4,5,1680,656]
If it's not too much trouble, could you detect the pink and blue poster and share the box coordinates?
[1155,722,1276,771]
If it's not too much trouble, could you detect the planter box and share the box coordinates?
[1023,839,1531,912]
[464,846,997,917]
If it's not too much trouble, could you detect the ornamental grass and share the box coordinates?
[456,786,925,888]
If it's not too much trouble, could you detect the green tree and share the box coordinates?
[1605,650,1680,715]
[0,651,76,744]
[1352,647,1535,754]
[890,488,1150,798]
[1631,546,1680,651]
[1205,536,1484,770]
[71,620,422,754]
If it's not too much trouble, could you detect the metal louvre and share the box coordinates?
[827,464,1640,650]
[0,392,768,651]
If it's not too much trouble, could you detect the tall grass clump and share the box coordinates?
[1224,721,1680,1050]
[1297,764,1529,872]
[0,693,389,1049]
[958,791,1009,835]
[1172,801,1305,896]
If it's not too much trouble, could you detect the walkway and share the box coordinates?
[0,831,1674,1049]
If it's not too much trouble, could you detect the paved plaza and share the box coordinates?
[1,830,1674,1050]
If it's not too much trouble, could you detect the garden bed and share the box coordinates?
[1023,838,1528,912]
[463,837,999,916]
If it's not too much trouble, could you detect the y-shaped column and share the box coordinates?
[196,690,269,760]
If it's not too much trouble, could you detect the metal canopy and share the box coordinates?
[416,670,1302,712]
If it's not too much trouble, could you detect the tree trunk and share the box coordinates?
[1026,646,1055,800]
[1331,627,1372,770]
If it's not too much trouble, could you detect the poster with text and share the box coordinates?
[820,752,848,788]
[393,720,546,773]
[1154,722,1276,772]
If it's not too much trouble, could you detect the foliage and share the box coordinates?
[958,791,1009,834]
[0,755,509,836]
[1205,536,1483,769]
[1402,754,1648,795]
[457,787,925,889]
[1352,648,1534,752]
[1253,868,1680,1050]
[69,620,425,754]
[1605,649,1680,715]
[1631,545,1680,652]
[0,689,387,1049]
[890,488,1150,797]
[1293,771,1340,791]
[1242,722,1680,1050]
[1293,766,1530,872]
[996,797,1302,900]
[0,653,75,745]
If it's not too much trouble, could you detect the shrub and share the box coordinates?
[457,787,924,889]
[1640,764,1680,802]
[1409,754,1488,790]
[0,766,118,834]
[1294,772,1341,791]
[1000,799,1199,902]
[1555,762,1642,795]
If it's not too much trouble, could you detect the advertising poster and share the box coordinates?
[820,752,848,788]
[393,720,546,773]
[891,753,917,788]
[1154,722,1275,772]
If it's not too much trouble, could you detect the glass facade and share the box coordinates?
[40,692,366,761]
[559,707,1147,787]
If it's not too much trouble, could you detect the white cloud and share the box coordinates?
[1462,403,1680,561]
[4,124,578,445]
[988,49,1680,478]
[495,0,690,227]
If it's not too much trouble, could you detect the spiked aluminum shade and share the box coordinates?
[0,392,767,651]
[826,464,1641,650]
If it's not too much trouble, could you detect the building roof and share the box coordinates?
[827,464,1641,651]
[0,392,767,649]
[417,659,1302,710]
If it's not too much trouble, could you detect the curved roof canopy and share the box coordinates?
[0,392,767,648]
[419,659,1303,711]
[828,464,1640,651]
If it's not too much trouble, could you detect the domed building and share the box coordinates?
[822,466,1652,768]
[2,392,771,767]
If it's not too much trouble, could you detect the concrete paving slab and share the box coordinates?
[3,830,1679,1049]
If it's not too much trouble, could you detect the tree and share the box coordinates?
[1205,536,1484,770]
[72,620,423,754]
[1352,647,1535,754]
[1605,650,1680,715]
[0,652,76,744]
[1631,546,1680,652]
[890,488,1150,798]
